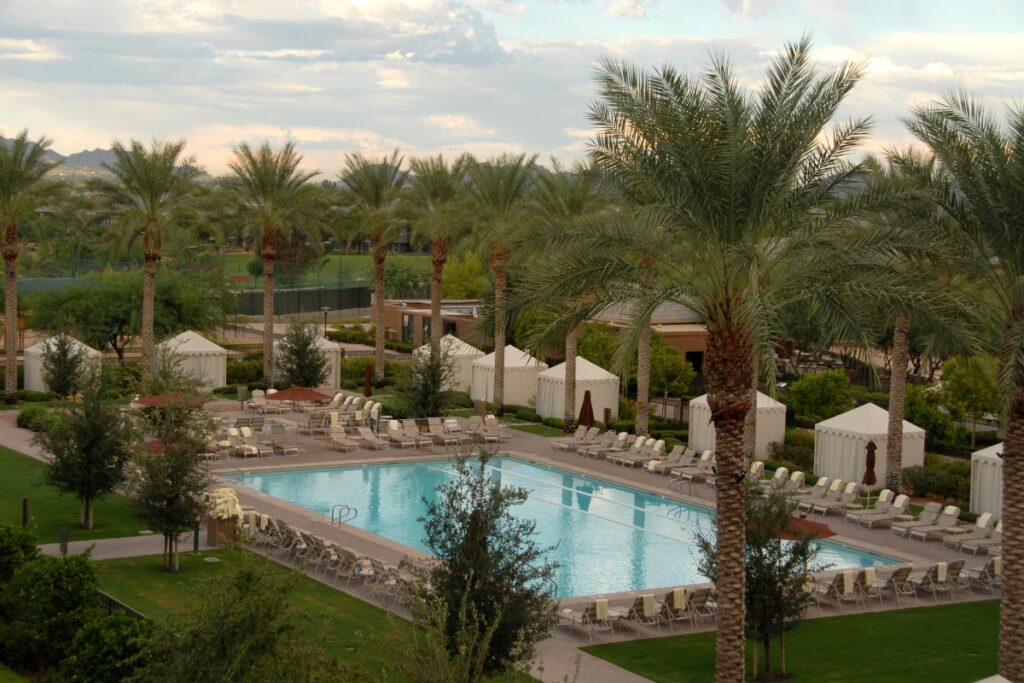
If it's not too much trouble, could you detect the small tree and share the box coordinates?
[786,369,854,422]
[40,332,86,398]
[576,322,619,373]
[276,320,329,388]
[133,551,358,682]
[404,346,457,417]
[442,251,489,299]
[36,372,137,529]
[941,356,999,447]
[58,612,153,683]
[418,454,558,676]
[695,485,820,680]
[649,331,696,400]
[0,523,39,582]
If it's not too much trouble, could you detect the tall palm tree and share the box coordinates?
[340,151,408,385]
[905,93,1024,680]
[228,142,318,386]
[0,130,58,401]
[103,139,196,379]
[406,154,469,349]
[585,39,872,682]
[464,154,537,415]
[528,161,612,428]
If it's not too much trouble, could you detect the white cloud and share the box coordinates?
[0,38,61,61]
[605,0,654,18]
[424,114,495,137]
[376,67,411,89]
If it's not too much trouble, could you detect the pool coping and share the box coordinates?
[212,448,928,603]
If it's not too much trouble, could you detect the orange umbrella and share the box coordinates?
[265,386,332,403]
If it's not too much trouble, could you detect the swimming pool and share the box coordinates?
[223,456,898,598]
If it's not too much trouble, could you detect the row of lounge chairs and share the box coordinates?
[566,587,717,641]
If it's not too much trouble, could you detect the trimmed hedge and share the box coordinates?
[16,405,61,432]
[227,359,262,385]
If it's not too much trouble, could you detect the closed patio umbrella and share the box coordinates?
[265,386,332,403]
[862,440,878,507]
[578,389,595,428]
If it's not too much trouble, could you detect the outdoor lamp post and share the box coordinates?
[321,306,330,336]
[355,277,366,316]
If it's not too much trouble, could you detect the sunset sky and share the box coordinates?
[2,0,1021,175]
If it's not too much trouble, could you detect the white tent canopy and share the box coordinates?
[470,345,548,406]
[536,357,620,422]
[157,330,228,390]
[23,336,102,393]
[412,334,484,392]
[814,403,925,489]
[971,442,1003,517]
[273,335,341,388]
[688,392,786,459]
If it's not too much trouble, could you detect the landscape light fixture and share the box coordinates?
[321,306,330,335]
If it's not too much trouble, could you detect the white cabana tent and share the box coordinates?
[814,403,925,488]
[688,391,786,459]
[470,345,548,407]
[971,442,1003,517]
[157,330,227,390]
[536,357,620,422]
[23,336,102,393]
[412,334,484,392]
[273,335,341,388]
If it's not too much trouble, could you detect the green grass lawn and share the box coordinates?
[220,253,429,289]
[585,600,999,683]
[0,446,146,545]
[510,424,565,437]
[0,663,23,682]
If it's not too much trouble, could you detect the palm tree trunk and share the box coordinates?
[262,255,275,386]
[705,321,753,683]
[743,352,759,460]
[999,381,1024,681]
[491,246,507,417]
[564,325,578,429]
[141,253,158,381]
[885,313,910,492]
[373,245,387,385]
[636,320,651,436]
[430,237,446,348]
[3,222,17,402]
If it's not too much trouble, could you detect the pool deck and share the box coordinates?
[3,403,1002,683]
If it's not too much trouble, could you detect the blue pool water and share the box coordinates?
[223,456,898,598]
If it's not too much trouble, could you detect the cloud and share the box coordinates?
[424,114,495,138]
[719,0,781,16]
[605,0,654,18]
[0,38,61,61]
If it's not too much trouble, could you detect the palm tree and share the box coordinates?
[103,139,196,379]
[228,142,318,386]
[406,154,469,349]
[584,39,872,682]
[464,154,537,415]
[0,130,58,401]
[905,93,1024,681]
[340,151,408,385]
[529,161,613,428]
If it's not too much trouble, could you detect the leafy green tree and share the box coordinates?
[442,251,488,299]
[35,374,137,529]
[340,150,409,385]
[133,552,358,682]
[402,588,503,683]
[228,142,319,385]
[649,331,696,400]
[576,322,619,373]
[941,356,999,447]
[904,384,958,444]
[101,139,197,380]
[277,320,329,388]
[787,370,855,423]
[0,524,38,582]
[40,332,86,398]
[0,129,59,401]
[58,612,153,683]
[0,551,99,673]
[695,485,820,679]
[404,347,457,418]
[418,455,557,675]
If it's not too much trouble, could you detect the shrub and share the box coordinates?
[58,612,153,683]
[227,359,263,385]
[40,333,87,398]
[17,404,52,431]
[341,378,361,391]
[327,325,375,346]
[277,321,329,388]
[514,408,542,423]
[905,384,960,445]
[768,429,815,470]
[100,364,141,397]
[448,391,473,409]
[902,462,970,504]
[212,385,243,396]
[0,524,39,582]
[786,370,854,422]
[542,417,565,430]
[15,389,51,402]
[649,428,688,442]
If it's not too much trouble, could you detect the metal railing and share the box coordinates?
[98,590,148,621]
[331,504,358,525]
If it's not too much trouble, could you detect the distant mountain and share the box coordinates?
[61,148,117,170]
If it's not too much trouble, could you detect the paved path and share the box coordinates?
[39,533,217,560]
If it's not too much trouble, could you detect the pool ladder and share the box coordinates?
[331,504,358,525]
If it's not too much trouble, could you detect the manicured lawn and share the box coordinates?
[0,664,23,682]
[0,446,146,544]
[220,253,430,289]
[585,600,999,683]
[510,424,565,437]
[96,549,412,676]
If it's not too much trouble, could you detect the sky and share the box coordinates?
[1,0,1022,176]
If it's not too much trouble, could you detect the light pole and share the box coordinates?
[355,277,366,317]
[321,306,330,336]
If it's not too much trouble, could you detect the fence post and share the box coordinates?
[60,526,68,555]
[193,524,200,553]
[22,498,28,528]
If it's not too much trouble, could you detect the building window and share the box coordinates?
[444,320,457,336]
[402,314,413,345]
